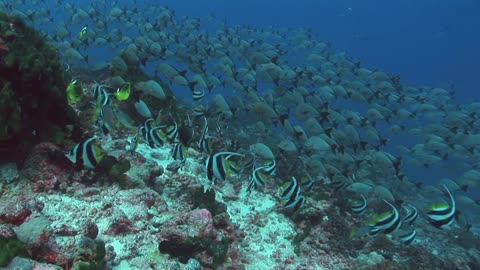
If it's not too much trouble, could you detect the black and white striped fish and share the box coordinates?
[204,151,244,182]
[280,176,305,212]
[351,194,368,214]
[65,136,104,169]
[427,184,456,228]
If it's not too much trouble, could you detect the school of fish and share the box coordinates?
[4,0,480,250]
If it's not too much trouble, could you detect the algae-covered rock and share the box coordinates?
[71,238,106,270]
[0,235,29,267]
[0,11,78,162]
[109,158,131,178]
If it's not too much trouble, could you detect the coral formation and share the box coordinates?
[0,11,77,162]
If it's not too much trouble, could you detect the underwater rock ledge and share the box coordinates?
[0,11,77,163]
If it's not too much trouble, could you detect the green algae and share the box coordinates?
[191,188,227,216]
[108,158,131,179]
[0,236,29,267]
[95,155,131,187]
[72,238,106,270]
[207,241,230,269]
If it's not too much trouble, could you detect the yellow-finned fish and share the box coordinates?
[427,184,456,228]
[351,194,368,214]
[247,165,268,192]
[65,136,104,169]
[115,82,131,101]
[66,79,83,101]
[78,25,88,41]
[367,200,401,235]
[204,151,244,182]
[279,176,305,211]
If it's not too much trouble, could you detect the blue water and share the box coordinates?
[159,0,480,102]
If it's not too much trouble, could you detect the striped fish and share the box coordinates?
[96,104,116,135]
[402,205,419,226]
[399,229,417,245]
[243,154,256,171]
[204,151,244,182]
[126,128,141,152]
[301,172,315,193]
[328,178,349,191]
[193,105,207,117]
[198,117,214,154]
[427,184,456,228]
[65,136,104,169]
[280,176,305,212]
[351,194,368,214]
[171,142,186,162]
[369,200,401,235]
[92,84,111,108]
[260,159,276,176]
[247,165,268,192]
[164,114,179,142]
[192,88,205,101]
[141,119,167,148]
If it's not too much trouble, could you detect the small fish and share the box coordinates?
[143,118,156,130]
[115,82,131,101]
[351,194,368,214]
[198,117,214,154]
[146,126,167,148]
[215,116,224,135]
[114,108,136,129]
[280,176,305,211]
[178,114,194,146]
[193,107,205,117]
[260,159,276,176]
[165,115,179,142]
[192,88,205,101]
[92,84,111,107]
[328,178,348,191]
[126,129,140,152]
[402,205,419,226]
[243,154,256,171]
[65,136,104,169]
[349,225,374,240]
[204,151,244,182]
[96,105,115,135]
[66,79,83,101]
[193,105,207,117]
[171,142,186,162]
[427,184,456,228]
[228,160,242,175]
[399,229,417,245]
[78,25,88,40]
[141,119,167,148]
[134,99,153,118]
[247,165,268,192]
[368,200,401,235]
[301,172,320,192]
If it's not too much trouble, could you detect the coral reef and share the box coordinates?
[0,137,478,269]
[0,11,78,162]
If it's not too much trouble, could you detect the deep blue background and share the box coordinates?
[159,0,480,103]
